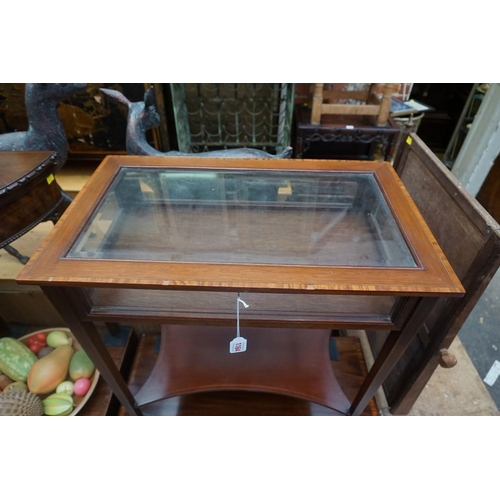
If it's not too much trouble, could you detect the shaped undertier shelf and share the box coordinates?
[133,326,353,415]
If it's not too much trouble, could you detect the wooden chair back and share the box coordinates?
[366,133,500,414]
[310,83,396,126]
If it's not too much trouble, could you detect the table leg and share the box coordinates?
[349,297,438,416]
[41,286,142,416]
[3,244,29,264]
[294,132,304,158]
[385,131,398,162]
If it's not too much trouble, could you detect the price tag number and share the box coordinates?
[229,337,247,354]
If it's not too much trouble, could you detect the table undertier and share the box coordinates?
[133,326,352,414]
[121,331,378,416]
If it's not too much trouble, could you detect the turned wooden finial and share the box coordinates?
[438,349,457,369]
[310,83,324,125]
[376,83,396,127]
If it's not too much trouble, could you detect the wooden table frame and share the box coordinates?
[17,156,464,416]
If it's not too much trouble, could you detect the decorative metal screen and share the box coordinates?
[170,84,294,155]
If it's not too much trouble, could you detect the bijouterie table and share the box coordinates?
[16,156,464,416]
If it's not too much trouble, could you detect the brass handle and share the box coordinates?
[439,349,457,369]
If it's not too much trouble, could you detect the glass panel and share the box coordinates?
[68,168,417,268]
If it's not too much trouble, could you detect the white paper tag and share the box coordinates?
[345,125,354,129]
[229,336,247,353]
[483,360,500,386]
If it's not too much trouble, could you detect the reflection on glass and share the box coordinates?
[67,168,417,267]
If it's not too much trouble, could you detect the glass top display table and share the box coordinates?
[17,156,464,416]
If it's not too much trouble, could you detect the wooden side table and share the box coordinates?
[293,105,400,161]
[16,156,464,416]
[0,151,72,263]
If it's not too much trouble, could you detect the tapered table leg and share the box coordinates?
[349,297,438,416]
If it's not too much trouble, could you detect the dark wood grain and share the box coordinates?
[86,288,398,330]
[0,151,56,191]
[133,326,351,414]
[0,151,71,248]
[121,334,378,416]
[293,105,400,161]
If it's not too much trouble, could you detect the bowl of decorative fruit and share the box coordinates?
[0,328,99,416]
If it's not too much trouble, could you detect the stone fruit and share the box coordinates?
[0,337,37,382]
[69,350,95,380]
[56,380,74,396]
[0,391,44,416]
[73,378,91,397]
[27,345,74,395]
[42,393,74,416]
[46,330,72,348]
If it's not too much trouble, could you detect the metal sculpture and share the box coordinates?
[0,83,87,168]
[101,87,292,158]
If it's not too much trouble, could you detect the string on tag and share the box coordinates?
[230,293,249,353]
[236,292,249,338]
